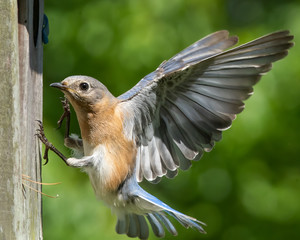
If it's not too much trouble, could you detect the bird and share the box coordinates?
[37,30,293,239]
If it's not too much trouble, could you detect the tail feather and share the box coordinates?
[132,182,206,233]
[116,213,149,240]
[147,213,165,238]
[115,214,129,235]
[166,211,206,233]
[136,215,149,240]
[153,212,177,236]
[128,214,139,238]
[116,210,204,239]
[115,176,206,239]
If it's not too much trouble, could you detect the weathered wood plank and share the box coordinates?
[0,1,21,239]
[0,0,44,239]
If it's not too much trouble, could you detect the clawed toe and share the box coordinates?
[57,97,70,129]
[36,120,68,166]
[35,120,51,165]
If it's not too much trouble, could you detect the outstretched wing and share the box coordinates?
[118,30,293,183]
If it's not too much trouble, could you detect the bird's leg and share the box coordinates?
[36,120,69,166]
[56,97,84,153]
[57,97,71,138]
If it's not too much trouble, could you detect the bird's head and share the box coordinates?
[50,75,115,112]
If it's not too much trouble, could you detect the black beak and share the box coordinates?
[50,82,68,90]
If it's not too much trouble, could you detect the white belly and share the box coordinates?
[81,139,134,209]
[82,142,114,199]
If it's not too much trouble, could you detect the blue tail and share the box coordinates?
[116,210,205,239]
[115,177,205,239]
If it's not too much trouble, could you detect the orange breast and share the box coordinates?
[74,96,136,192]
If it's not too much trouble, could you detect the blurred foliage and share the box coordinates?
[42,0,300,239]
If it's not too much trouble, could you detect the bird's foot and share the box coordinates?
[36,120,68,165]
[57,97,71,138]
[57,97,70,128]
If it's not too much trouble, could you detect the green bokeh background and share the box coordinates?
[42,0,300,239]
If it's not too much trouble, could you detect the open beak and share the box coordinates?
[50,82,68,91]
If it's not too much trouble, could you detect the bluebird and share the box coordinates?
[38,30,293,239]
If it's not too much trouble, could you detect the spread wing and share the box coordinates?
[118,30,293,183]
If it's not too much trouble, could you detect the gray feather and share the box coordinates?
[147,213,165,238]
[127,214,139,238]
[160,105,199,159]
[135,147,143,182]
[154,213,178,236]
[175,144,193,170]
[193,76,260,89]
[185,89,245,114]
[168,90,224,140]
[189,84,253,102]
[119,30,293,183]
[154,131,178,171]
[137,215,149,240]
[115,214,129,234]
[148,137,166,178]
[140,145,154,181]
[164,97,215,150]
[167,211,205,233]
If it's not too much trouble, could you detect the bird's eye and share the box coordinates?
[79,82,89,91]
